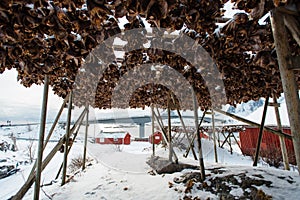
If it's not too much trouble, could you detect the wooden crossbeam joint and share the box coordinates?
[268,102,281,107]
[287,55,300,70]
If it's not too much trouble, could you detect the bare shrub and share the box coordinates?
[69,155,92,173]
[26,139,36,163]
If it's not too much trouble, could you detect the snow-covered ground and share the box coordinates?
[1,122,299,200]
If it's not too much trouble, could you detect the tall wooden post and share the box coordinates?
[192,91,205,180]
[212,109,218,163]
[167,94,173,162]
[34,75,49,200]
[253,95,269,166]
[270,9,300,173]
[151,105,155,156]
[62,91,73,186]
[273,94,290,170]
[82,104,89,170]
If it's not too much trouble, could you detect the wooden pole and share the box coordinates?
[273,94,290,170]
[176,108,198,160]
[167,94,173,162]
[82,104,89,170]
[271,9,300,173]
[212,109,218,163]
[253,95,270,166]
[214,108,292,139]
[34,75,49,200]
[11,109,87,200]
[228,132,233,154]
[62,91,73,186]
[184,110,206,158]
[192,91,205,180]
[151,105,155,156]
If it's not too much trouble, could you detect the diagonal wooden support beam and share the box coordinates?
[56,109,87,179]
[62,91,73,186]
[176,108,198,160]
[11,108,87,200]
[29,94,70,177]
[153,109,178,163]
[284,14,300,47]
[214,108,292,139]
[184,110,206,158]
[253,95,270,166]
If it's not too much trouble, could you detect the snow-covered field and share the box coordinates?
[1,122,300,200]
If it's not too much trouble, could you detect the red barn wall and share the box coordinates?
[95,133,131,145]
[239,127,295,164]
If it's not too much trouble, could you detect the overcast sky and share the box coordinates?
[0,69,152,124]
[0,69,65,124]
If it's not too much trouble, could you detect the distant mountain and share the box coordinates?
[226,98,265,117]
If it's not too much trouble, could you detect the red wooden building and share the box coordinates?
[239,126,295,164]
[95,132,131,145]
[149,131,163,144]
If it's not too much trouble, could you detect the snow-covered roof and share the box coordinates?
[97,132,129,139]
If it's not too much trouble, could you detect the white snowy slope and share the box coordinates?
[1,121,300,200]
[32,140,300,200]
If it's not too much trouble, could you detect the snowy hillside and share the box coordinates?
[1,122,299,200]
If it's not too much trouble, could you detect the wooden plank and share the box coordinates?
[271,8,300,174]
[253,95,270,166]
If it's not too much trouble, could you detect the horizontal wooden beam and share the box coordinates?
[268,102,280,107]
[277,6,300,17]
[214,108,292,139]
